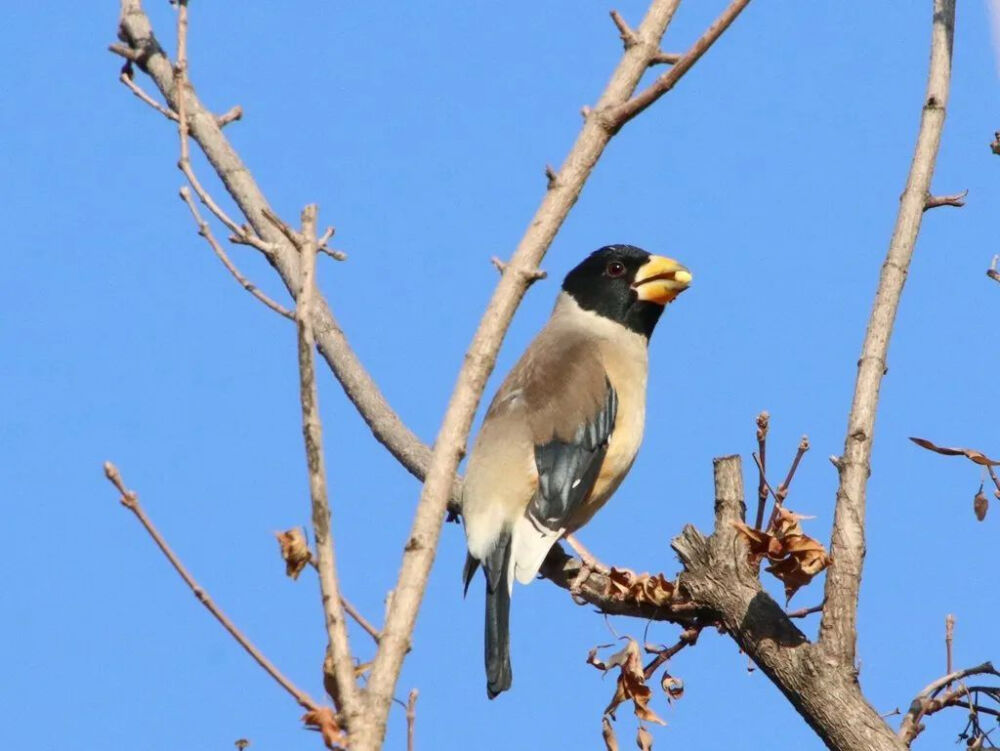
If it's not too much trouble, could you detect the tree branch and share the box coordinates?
[294,203,362,727]
[603,0,752,131]
[898,661,1000,744]
[820,0,956,668]
[671,456,908,751]
[178,186,294,320]
[102,462,321,713]
[116,0,445,500]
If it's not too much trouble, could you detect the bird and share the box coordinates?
[461,244,691,698]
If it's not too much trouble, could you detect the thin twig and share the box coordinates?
[406,689,418,751]
[642,626,701,679]
[650,51,681,65]
[754,411,769,529]
[179,187,294,319]
[102,462,320,712]
[946,614,955,676]
[786,603,823,619]
[610,9,640,48]
[605,0,753,130]
[776,435,810,503]
[217,104,243,127]
[120,69,178,121]
[307,558,383,644]
[820,0,956,667]
[295,203,362,725]
[898,661,1000,743]
[751,452,780,507]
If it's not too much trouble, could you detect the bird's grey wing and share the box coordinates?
[516,336,618,531]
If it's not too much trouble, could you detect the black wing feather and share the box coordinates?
[530,379,617,529]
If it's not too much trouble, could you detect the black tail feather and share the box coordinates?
[462,553,479,598]
[483,534,513,698]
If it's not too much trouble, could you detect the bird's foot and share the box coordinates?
[564,534,609,603]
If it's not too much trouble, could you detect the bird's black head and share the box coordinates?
[561,245,691,338]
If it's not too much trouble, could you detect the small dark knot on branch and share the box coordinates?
[545,164,558,189]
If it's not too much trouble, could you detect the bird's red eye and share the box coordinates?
[606,261,626,277]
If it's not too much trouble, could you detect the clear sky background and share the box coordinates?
[2,1,999,749]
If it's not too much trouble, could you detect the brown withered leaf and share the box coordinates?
[974,487,989,522]
[735,508,831,601]
[661,673,684,703]
[276,527,312,580]
[302,707,347,750]
[909,437,1000,466]
[589,638,666,725]
[606,567,675,607]
[637,725,654,751]
[602,717,619,751]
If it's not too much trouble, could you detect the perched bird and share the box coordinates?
[461,244,691,698]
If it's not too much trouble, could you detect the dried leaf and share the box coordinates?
[909,437,1000,466]
[661,673,684,702]
[592,638,666,726]
[606,568,675,607]
[737,510,831,601]
[302,707,347,750]
[276,527,312,580]
[974,487,989,522]
[636,725,654,751]
[602,717,619,751]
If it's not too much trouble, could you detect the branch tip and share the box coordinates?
[923,189,967,211]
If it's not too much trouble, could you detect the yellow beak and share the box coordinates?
[631,255,692,304]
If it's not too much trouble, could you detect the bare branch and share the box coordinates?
[898,661,1000,744]
[642,625,701,679]
[776,435,810,503]
[610,9,640,49]
[946,614,955,675]
[217,104,243,127]
[102,462,321,712]
[179,186,294,319]
[295,203,362,725]
[923,189,967,210]
[754,411,769,529]
[119,68,178,121]
[820,0,956,667]
[672,456,908,751]
[786,603,823,619]
[605,0,753,131]
[650,51,682,65]
[406,689,418,751]
[116,0,446,506]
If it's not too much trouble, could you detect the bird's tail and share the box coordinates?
[483,532,513,699]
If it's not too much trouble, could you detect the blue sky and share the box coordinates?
[2,1,998,749]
